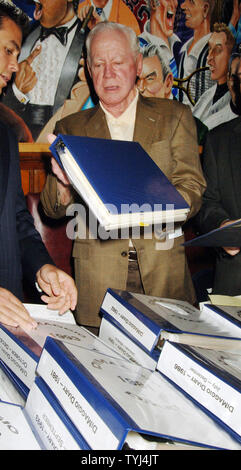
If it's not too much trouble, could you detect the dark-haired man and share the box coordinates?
[0,1,77,329]
[2,0,86,140]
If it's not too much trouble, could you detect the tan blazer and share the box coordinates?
[41,95,206,326]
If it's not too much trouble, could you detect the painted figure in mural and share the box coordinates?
[137,43,174,98]
[193,22,236,129]
[138,0,180,79]
[77,0,141,34]
[228,0,241,45]
[40,21,206,327]
[36,57,90,142]
[1,0,85,140]
[0,0,77,329]
[178,0,214,106]
[197,47,241,296]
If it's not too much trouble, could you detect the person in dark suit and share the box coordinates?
[1,0,87,140]
[40,21,206,328]
[197,47,241,295]
[0,1,77,329]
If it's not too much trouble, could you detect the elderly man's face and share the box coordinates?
[207,31,231,84]
[137,55,173,98]
[151,0,177,38]
[88,29,142,116]
[33,0,74,28]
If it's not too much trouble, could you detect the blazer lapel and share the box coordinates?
[84,104,111,139]
[0,133,10,218]
[230,117,241,215]
[133,95,159,149]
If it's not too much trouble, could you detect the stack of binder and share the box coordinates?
[99,288,241,372]
[3,298,241,449]
[30,335,241,450]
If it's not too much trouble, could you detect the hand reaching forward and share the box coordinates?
[36,264,77,315]
[0,288,37,330]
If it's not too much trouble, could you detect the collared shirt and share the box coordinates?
[100,89,139,141]
[14,16,78,106]
[90,0,113,20]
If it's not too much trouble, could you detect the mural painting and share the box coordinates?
[2,0,241,142]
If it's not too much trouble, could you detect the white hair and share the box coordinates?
[86,21,140,65]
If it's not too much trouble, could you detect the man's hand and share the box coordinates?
[36,264,77,315]
[220,219,240,256]
[0,288,37,330]
[15,45,42,95]
[48,133,72,205]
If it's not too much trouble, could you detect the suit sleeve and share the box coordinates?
[196,132,230,232]
[9,129,54,284]
[170,104,207,219]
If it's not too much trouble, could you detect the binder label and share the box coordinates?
[102,292,157,351]
[37,350,120,450]
[0,329,37,389]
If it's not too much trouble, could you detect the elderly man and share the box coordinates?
[0,1,77,330]
[197,47,241,296]
[41,21,206,327]
[1,0,85,140]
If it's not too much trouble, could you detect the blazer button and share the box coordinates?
[121,251,128,257]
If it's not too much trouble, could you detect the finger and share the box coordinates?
[0,303,37,329]
[47,133,57,145]
[25,44,42,65]
[41,294,71,315]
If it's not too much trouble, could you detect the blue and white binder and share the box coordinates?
[158,341,241,444]
[25,377,91,450]
[0,358,29,401]
[100,288,241,353]
[0,400,42,450]
[0,317,120,394]
[50,135,190,230]
[36,337,241,450]
[99,313,159,371]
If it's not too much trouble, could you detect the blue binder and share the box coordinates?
[50,135,189,230]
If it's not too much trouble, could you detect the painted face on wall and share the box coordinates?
[228,57,241,111]
[137,55,173,98]
[181,0,210,30]
[150,0,178,38]
[207,32,231,85]
[0,17,22,94]
[33,0,74,28]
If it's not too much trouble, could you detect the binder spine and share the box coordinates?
[25,377,90,450]
[157,341,241,443]
[36,338,130,450]
[0,325,39,389]
[101,290,160,352]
